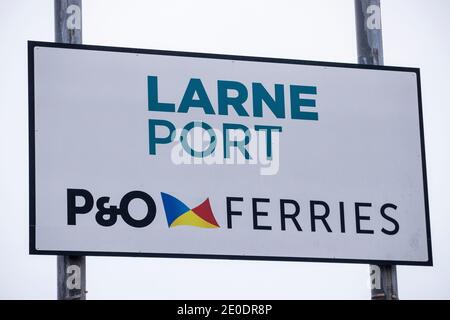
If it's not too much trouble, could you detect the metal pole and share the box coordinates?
[57,255,86,300]
[55,0,82,44]
[55,0,86,300]
[354,0,398,300]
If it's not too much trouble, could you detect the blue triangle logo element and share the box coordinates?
[161,192,190,226]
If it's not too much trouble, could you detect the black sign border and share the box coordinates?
[28,41,432,266]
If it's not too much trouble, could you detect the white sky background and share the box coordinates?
[0,0,449,299]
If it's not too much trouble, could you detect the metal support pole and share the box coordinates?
[55,0,82,44]
[54,0,86,300]
[57,255,86,300]
[354,0,398,300]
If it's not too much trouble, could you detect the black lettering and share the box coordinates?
[120,191,156,228]
[226,197,243,229]
[252,198,271,230]
[67,188,93,225]
[339,201,346,233]
[310,200,332,232]
[381,203,399,235]
[280,199,302,231]
[355,202,374,234]
[95,197,119,227]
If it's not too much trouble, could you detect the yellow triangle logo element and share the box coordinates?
[170,210,219,228]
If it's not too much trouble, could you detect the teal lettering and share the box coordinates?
[178,78,215,115]
[255,125,282,159]
[180,121,217,158]
[218,80,249,117]
[223,123,251,160]
[148,119,175,154]
[290,85,318,120]
[147,76,175,112]
[252,83,285,119]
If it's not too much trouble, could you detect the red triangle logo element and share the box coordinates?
[192,198,220,227]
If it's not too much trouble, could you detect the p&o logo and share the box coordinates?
[67,189,220,229]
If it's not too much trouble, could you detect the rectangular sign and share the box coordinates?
[28,41,432,265]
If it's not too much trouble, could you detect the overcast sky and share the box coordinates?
[1,0,449,299]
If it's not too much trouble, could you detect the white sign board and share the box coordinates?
[28,41,432,265]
